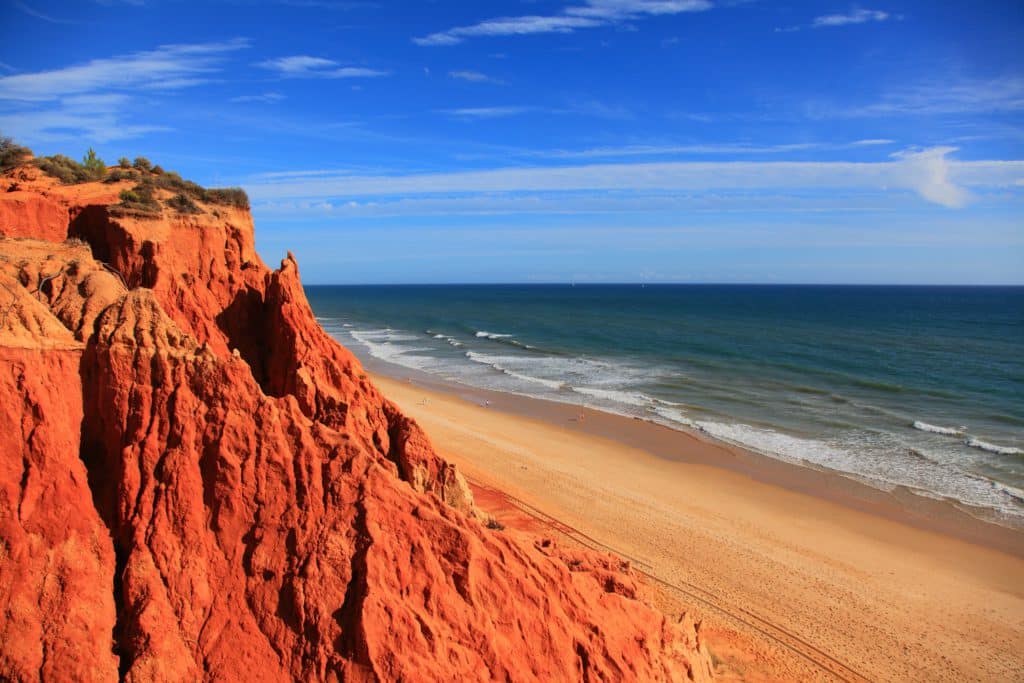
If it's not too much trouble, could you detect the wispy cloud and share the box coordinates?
[813,8,889,27]
[778,8,892,32]
[567,0,713,18]
[246,147,1022,209]
[257,55,336,74]
[449,70,505,84]
[0,106,170,143]
[524,140,899,159]
[457,139,902,163]
[0,91,169,142]
[270,0,378,8]
[230,92,286,103]
[437,100,634,121]
[0,39,249,101]
[257,55,389,78]
[440,106,533,118]
[413,0,712,46]
[13,0,75,23]
[815,77,1024,118]
[415,16,602,46]
[0,39,248,143]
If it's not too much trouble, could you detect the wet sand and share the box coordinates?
[373,369,1024,681]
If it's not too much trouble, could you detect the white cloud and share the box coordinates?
[413,0,712,45]
[13,1,75,23]
[0,39,251,144]
[801,77,1024,121]
[271,0,378,8]
[333,67,388,78]
[778,8,892,32]
[257,55,336,74]
[253,169,359,180]
[852,138,895,146]
[813,9,889,27]
[566,0,712,19]
[533,142,820,158]
[415,16,602,46]
[889,147,971,208]
[509,139,898,159]
[0,107,170,143]
[847,77,1024,117]
[449,70,504,84]
[0,39,248,101]
[440,106,533,118]
[245,148,1022,209]
[230,92,286,103]
[257,55,389,78]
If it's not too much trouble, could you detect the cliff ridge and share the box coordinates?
[0,159,713,681]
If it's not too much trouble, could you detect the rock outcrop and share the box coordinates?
[0,163,713,681]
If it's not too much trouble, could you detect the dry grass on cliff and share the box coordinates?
[4,137,251,215]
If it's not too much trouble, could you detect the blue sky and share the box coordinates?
[1,0,1022,284]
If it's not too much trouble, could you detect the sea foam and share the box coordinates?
[571,386,654,409]
[965,437,1022,456]
[464,351,565,390]
[912,421,966,436]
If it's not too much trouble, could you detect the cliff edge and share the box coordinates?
[0,160,713,682]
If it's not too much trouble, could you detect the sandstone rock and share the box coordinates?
[0,346,119,681]
[0,166,714,681]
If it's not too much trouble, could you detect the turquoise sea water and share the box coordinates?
[307,285,1024,526]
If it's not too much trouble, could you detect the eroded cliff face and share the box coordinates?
[0,165,714,682]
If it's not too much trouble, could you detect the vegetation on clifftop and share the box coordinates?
[0,136,32,171]
[0,135,250,213]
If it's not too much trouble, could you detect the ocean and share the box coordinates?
[307,284,1024,527]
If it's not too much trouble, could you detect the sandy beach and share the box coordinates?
[374,371,1024,682]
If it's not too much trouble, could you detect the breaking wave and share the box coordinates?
[913,421,966,436]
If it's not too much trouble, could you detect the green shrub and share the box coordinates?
[203,187,249,209]
[118,157,131,169]
[151,164,164,175]
[113,181,161,216]
[81,148,106,180]
[0,136,32,171]
[105,169,137,183]
[166,193,202,214]
[132,156,152,172]
[151,172,206,200]
[119,189,142,204]
[35,154,90,184]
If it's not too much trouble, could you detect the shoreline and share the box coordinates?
[363,356,1024,680]
[361,354,1024,558]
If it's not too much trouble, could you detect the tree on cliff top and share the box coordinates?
[82,148,106,180]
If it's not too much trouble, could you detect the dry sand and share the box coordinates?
[374,372,1024,682]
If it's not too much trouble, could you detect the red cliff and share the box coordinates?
[0,163,713,681]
